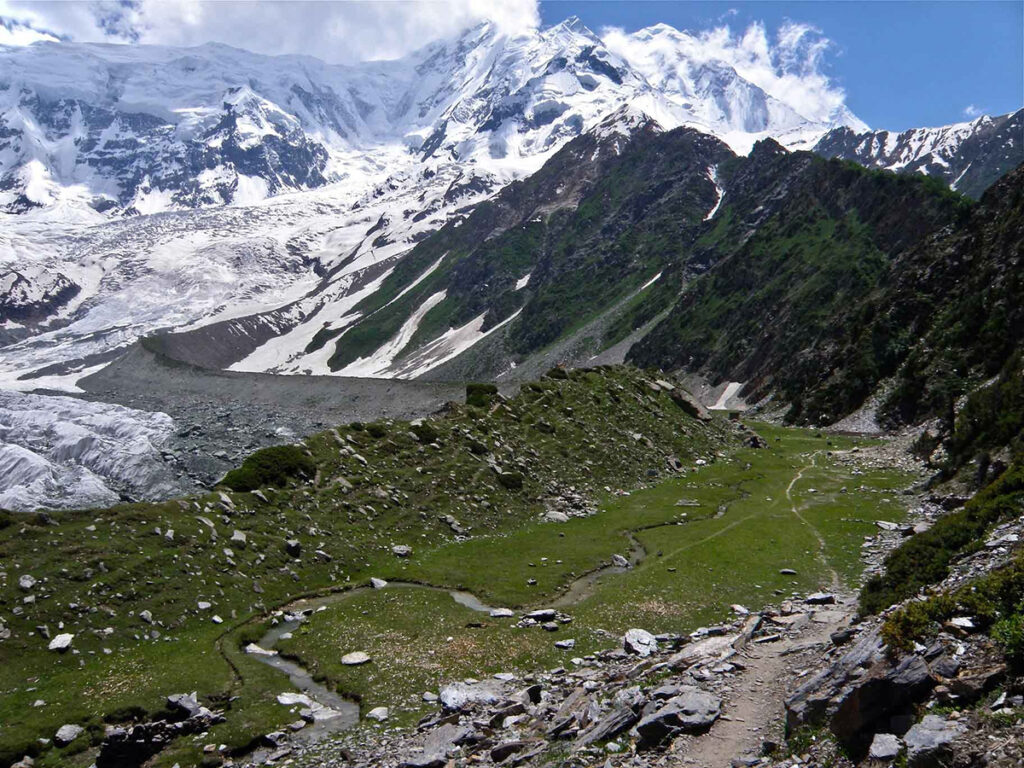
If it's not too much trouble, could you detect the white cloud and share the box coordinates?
[602,19,862,129]
[963,104,983,118]
[0,16,59,45]
[0,0,540,62]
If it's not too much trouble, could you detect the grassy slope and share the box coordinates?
[276,424,912,732]
[0,366,731,766]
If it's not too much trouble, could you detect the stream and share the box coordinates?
[248,582,499,738]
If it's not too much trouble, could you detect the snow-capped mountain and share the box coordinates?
[813,108,1023,199]
[1,16,1020,512]
[0,18,863,218]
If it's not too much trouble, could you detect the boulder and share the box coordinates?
[398,724,473,768]
[668,389,712,421]
[370,578,388,589]
[904,715,964,767]
[392,544,413,557]
[439,681,503,711]
[285,539,301,557]
[167,692,203,718]
[366,706,389,722]
[489,608,514,618]
[805,592,837,605]
[48,633,74,652]
[868,733,903,761]
[490,741,529,763]
[577,705,640,745]
[634,688,722,749]
[623,628,658,657]
[786,628,935,753]
[611,554,630,568]
[342,651,371,666]
[54,724,84,747]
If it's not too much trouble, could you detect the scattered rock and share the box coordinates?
[623,628,658,657]
[48,633,74,652]
[54,724,84,747]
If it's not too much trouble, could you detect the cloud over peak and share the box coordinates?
[601,19,863,129]
[0,0,541,62]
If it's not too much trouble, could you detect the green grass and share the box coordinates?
[271,424,914,727]
[0,368,916,767]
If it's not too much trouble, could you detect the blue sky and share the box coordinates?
[540,1,1024,130]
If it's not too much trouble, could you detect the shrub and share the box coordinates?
[220,445,316,492]
[993,612,1024,668]
[466,383,498,408]
[410,421,440,444]
[365,422,388,439]
[860,460,1024,615]
[497,471,524,491]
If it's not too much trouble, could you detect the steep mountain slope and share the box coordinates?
[813,109,1023,198]
[629,159,1023,454]
[283,112,733,379]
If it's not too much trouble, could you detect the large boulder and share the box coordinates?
[668,389,712,421]
[904,715,965,767]
[439,681,503,711]
[623,628,658,657]
[634,688,722,749]
[786,628,934,753]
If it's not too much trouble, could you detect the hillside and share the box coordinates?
[630,161,1023,466]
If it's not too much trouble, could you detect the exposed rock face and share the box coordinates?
[785,628,935,753]
[634,688,722,748]
[813,109,1023,199]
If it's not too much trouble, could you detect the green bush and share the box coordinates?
[993,612,1024,668]
[881,552,1024,661]
[365,422,388,439]
[860,460,1024,615]
[220,445,316,492]
[410,422,440,444]
[466,383,498,408]
[497,471,524,491]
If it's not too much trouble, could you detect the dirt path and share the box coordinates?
[680,454,853,767]
[679,603,853,767]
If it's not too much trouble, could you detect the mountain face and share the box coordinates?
[628,159,1023,454]
[0,18,854,218]
[813,109,1023,198]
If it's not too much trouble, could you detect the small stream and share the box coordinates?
[248,582,499,737]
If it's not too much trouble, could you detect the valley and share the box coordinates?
[0,8,1021,768]
[0,367,918,767]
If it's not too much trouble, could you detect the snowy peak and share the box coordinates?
[0,17,873,217]
[813,108,1023,198]
[604,22,868,138]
